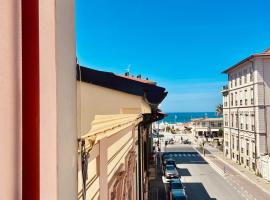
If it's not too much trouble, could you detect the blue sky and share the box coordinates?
[76,0,270,112]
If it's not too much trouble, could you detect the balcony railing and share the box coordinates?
[222,85,228,90]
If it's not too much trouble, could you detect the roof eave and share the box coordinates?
[222,54,270,74]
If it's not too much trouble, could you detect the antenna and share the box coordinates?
[126,64,131,73]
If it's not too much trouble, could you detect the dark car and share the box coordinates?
[169,179,187,200]
[162,157,176,173]
[183,139,191,144]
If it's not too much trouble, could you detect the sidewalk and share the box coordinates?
[148,153,166,200]
[206,145,270,196]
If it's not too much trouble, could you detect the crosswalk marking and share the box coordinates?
[164,153,200,158]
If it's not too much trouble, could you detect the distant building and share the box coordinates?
[192,118,223,142]
[221,48,270,177]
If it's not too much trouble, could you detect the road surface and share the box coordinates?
[164,143,260,200]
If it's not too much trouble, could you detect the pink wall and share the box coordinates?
[0,0,22,199]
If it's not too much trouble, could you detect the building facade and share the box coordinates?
[222,48,270,175]
[77,66,167,200]
[192,118,223,143]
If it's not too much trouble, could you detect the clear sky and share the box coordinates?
[76,0,270,112]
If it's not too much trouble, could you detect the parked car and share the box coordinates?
[183,139,191,144]
[169,179,187,200]
[162,157,176,173]
[164,164,179,179]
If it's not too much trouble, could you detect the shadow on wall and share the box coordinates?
[184,182,216,200]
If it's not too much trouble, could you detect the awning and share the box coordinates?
[79,114,142,151]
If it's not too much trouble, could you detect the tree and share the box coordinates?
[216,104,223,117]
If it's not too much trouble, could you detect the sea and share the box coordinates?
[162,112,218,123]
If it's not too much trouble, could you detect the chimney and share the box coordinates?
[124,72,129,76]
[137,74,141,79]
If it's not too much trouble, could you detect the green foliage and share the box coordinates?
[216,104,223,117]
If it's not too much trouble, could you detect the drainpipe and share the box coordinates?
[22,0,40,199]
[138,122,143,200]
[262,59,268,155]
[250,60,257,170]
[237,107,240,164]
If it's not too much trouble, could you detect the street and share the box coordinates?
[154,133,270,200]
[165,144,245,200]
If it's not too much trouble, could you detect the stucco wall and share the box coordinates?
[0,1,22,199]
[40,0,77,199]
[77,82,151,136]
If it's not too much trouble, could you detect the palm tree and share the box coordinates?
[216,104,223,117]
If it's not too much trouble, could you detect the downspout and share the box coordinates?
[250,60,258,170]
[22,0,40,199]
[262,59,268,155]
[138,121,143,200]
[237,107,240,164]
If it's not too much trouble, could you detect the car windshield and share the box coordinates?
[167,160,175,165]
[171,182,183,189]
[166,165,175,171]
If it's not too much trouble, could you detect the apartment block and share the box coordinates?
[222,48,270,174]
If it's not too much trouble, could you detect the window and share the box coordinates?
[244,69,247,83]
[246,143,249,156]
[245,90,248,105]
[241,147,244,153]
[251,114,255,131]
[245,114,249,130]
[239,71,242,85]
[239,91,242,106]
[231,114,234,127]
[240,114,243,129]
[230,75,233,88]
[235,74,237,86]
[250,67,254,82]
[231,93,234,106]
[251,88,254,105]
[235,92,238,106]
[218,122,222,127]
[241,157,244,164]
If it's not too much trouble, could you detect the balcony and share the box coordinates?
[221,85,229,95]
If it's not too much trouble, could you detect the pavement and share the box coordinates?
[203,144,270,197]
[148,132,270,200]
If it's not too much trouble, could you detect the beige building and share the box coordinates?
[222,48,270,174]
[192,118,223,143]
[77,66,167,200]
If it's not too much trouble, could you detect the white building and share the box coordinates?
[222,48,270,176]
[192,118,223,143]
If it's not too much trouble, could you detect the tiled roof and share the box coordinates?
[77,65,168,106]
[117,75,156,85]
[222,47,270,74]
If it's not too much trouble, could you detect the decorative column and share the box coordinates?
[99,138,108,200]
